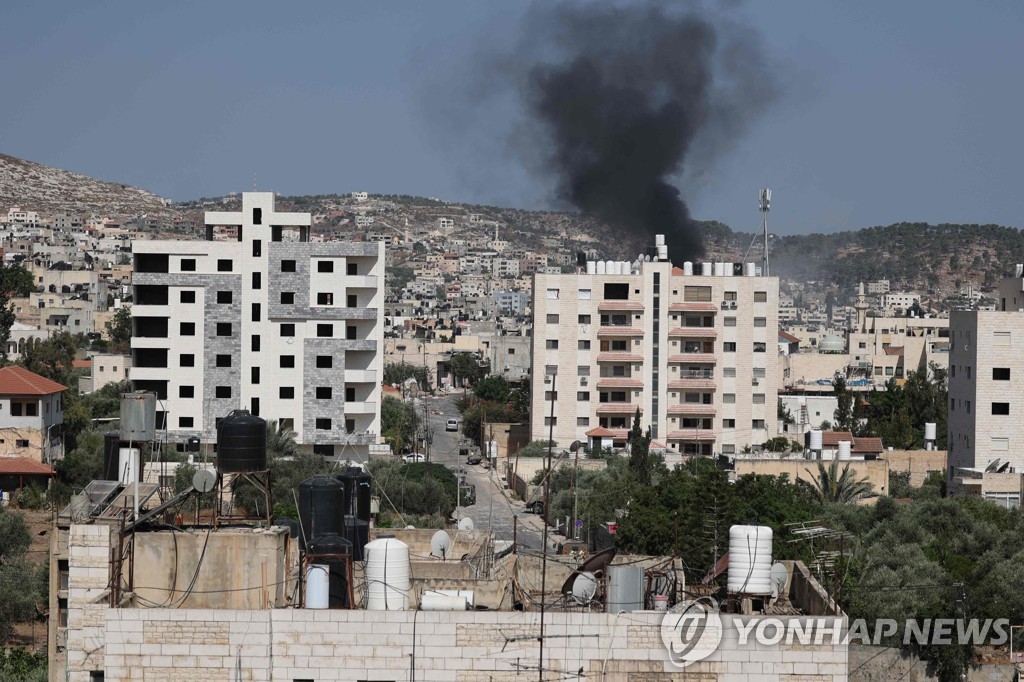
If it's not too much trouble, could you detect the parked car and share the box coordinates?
[459,484,476,506]
[402,453,426,463]
[465,452,483,465]
[445,418,459,431]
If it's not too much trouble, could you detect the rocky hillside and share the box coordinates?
[0,153,172,219]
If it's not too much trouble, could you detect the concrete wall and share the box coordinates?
[734,457,889,501]
[881,449,946,487]
[848,645,1014,681]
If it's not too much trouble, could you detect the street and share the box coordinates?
[420,393,547,552]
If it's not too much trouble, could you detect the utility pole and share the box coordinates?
[759,188,771,277]
[538,365,557,681]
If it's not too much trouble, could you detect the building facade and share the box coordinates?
[530,252,779,455]
[0,365,65,463]
[131,192,383,459]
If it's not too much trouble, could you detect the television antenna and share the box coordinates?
[192,469,216,493]
[430,530,452,559]
[759,188,772,277]
[458,517,474,532]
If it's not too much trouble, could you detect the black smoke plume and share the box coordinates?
[509,2,776,261]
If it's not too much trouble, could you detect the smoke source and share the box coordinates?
[508,2,776,261]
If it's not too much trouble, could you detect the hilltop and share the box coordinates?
[0,153,172,220]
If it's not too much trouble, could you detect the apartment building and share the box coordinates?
[948,274,1024,479]
[530,244,779,455]
[131,192,383,460]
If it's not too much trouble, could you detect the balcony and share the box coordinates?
[669,328,717,339]
[595,377,644,389]
[596,403,642,414]
[131,336,171,349]
[669,303,718,313]
[343,370,377,384]
[597,353,644,363]
[342,401,376,415]
[345,275,379,289]
[667,404,717,416]
[596,326,644,337]
[666,429,717,442]
[131,304,168,318]
[668,353,717,364]
[598,301,644,312]
[669,377,716,390]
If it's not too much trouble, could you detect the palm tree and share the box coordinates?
[266,419,299,459]
[802,460,878,504]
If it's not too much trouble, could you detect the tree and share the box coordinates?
[626,411,656,486]
[105,305,132,352]
[383,363,431,392]
[451,352,487,386]
[832,376,857,433]
[473,375,510,403]
[0,506,45,641]
[381,396,418,454]
[20,332,77,387]
[802,460,878,503]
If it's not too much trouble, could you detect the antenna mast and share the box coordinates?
[759,188,771,277]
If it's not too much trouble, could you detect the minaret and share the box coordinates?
[855,282,868,333]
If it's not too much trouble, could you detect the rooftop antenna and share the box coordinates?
[759,188,771,277]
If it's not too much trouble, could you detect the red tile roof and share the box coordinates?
[0,456,55,476]
[0,366,68,395]
[585,427,616,437]
[884,347,905,356]
[853,437,884,453]
[72,360,92,369]
[778,330,801,343]
[822,430,854,446]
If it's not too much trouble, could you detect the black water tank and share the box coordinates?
[216,410,267,473]
[306,533,352,608]
[355,471,372,523]
[343,515,370,562]
[102,431,121,481]
[298,476,344,548]
[272,518,301,540]
[337,467,371,520]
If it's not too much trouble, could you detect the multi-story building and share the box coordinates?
[130,192,383,460]
[948,274,1024,478]
[0,365,65,463]
[530,241,779,455]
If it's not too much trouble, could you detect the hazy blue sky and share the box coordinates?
[1,1,1022,235]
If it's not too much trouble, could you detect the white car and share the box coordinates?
[445,419,459,432]
[402,453,426,463]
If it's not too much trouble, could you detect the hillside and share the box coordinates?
[0,153,172,220]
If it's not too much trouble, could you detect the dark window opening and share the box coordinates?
[603,282,629,300]
[180,258,196,272]
[217,259,233,272]
[216,322,232,336]
[134,317,169,338]
[252,303,261,322]
[315,418,332,430]
[281,291,295,304]
[347,294,357,307]
[252,208,262,225]
[317,292,333,305]
[216,354,231,368]
[179,385,195,398]
[133,348,169,368]
[347,262,358,276]
[318,260,334,273]
[217,291,232,304]
[252,240,262,257]
[250,397,260,416]
[993,368,1011,380]
[180,290,196,303]
[281,260,296,272]
[345,419,356,434]
[280,355,295,368]
[251,335,260,352]
[251,367,260,384]
[280,387,295,399]
[215,386,231,399]
[346,326,357,340]
[180,322,195,336]
[252,272,261,289]
[316,355,332,368]
[178,417,194,428]
[345,387,356,402]
[312,445,334,457]
[135,285,169,305]
[317,323,333,337]
[179,354,195,367]
[316,387,332,399]
[281,323,295,337]
[135,253,169,273]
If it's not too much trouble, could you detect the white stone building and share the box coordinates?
[130,192,383,459]
[530,248,779,455]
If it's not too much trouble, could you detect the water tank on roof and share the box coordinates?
[745,262,757,277]
[120,392,156,442]
[306,533,353,609]
[683,261,693,276]
[606,565,644,612]
[216,410,267,473]
[701,262,712,276]
[345,516,370,561]
[298,476,344,547]
[586,261,596,275]
[713,262,725,277]
[596,261,606,275]
[924,422,937,441]
[102,431,121,481]
[338,468,373,523]
[365,538,411,610]
[837,440,852,460]
[809,430,823,451]
[727,525,773,594]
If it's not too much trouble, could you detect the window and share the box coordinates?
[993,368,1011,380]
[722,419,736,428]
[180,322,195,336]
[178,417,194,428]
[723,342,736,352]
[578,314,592,324]
[722,394,736,404]
[752,419,766,429]
[603,283,629,299]
[15,439,28,448]
[577,417,590,426]
[281,292,295,304]
[10,402,21,416]
[280,387,295,399]
[180,354,195,367]
[546,340,559,349]
[252,240,262,257]
[546,314,559,324]
[281,323,295,337]
[724,291,737,301]
[217,259,232,272]
[215,386,231,399]
[217,290,232,304]
[578,340,591,350]
[753,342,766,353]
[251,367,260,384]
[577,391,590,401]
[507,348,515,355]
[180,290,196,303]
[315,418,332,430]
[216,323,232,336]
[544,416,557,426]
[281,260,296,272]
[578,288,592,300]
[754,291,768,302]
[252,207,262,224]
[312,444,334,457]
[341,387,354,402]
[547,288,560,300]
[753,367,766,378]
[318,260,334,273]
[251,335,260,352]
[993,402,1010,415]
[316,387,332,399]
[753,317,767,327]
[316,355,333,368]
[346,326,357,340]
[967,366,972,379]
[347,294,357,308]
[991,437,1009,451]
[684,286,712,302]
[723,367,736,378]
[178,385,194,398]
[317,292,334,305]
[994,331,1011,347]
[724,317,737,327]
[252,272,261,289]
[280,355,295,368]
[347,262,358,276]
[578,366,590,376]
[252,303,261,322]
[216,354,231,367]
[753,394,766,404]
[181,258,196,272]
[345,419,356,434]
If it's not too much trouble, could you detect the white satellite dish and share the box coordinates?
[192,469,216,493]
[769,563,789,603]
[571,571,598,604]
[430,530,452,559]
[458,517,474,532]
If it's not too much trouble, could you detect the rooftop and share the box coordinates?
[0,365,68,395]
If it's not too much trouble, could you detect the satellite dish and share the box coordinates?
[570,571,598,604]
[770,563,789,603]
[430,530,452,559]
[458,517,474,532]
[191,469,216,493]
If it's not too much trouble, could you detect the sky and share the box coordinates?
[1,1,1023,235]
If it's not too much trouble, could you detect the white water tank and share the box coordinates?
[420,592,470,611]
[605,260,615,275]
[596,261,606,275]
[622,261,631,275]
[606,565,644,612]
[713,262,725,276]
[745,262,757,277]
[586,261,596,275]
[365,538,411,610]
[809,430,823,451]
[924,422,937,441]
[305,564,330,609]
[837,440,852,460]
[701,262,713,276]
[657,245,668,261]
[656,234,666,247]
[727,525,774,594]
[117,447,141,484]
[683,261,693,276]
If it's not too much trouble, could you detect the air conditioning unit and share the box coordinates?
[544,376,551,384]
[729,301,737,309]
[721,301,729,309]
[580,377,588,385]
[752,378,760,386]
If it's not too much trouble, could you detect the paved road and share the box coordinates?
[420,394,547,552]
